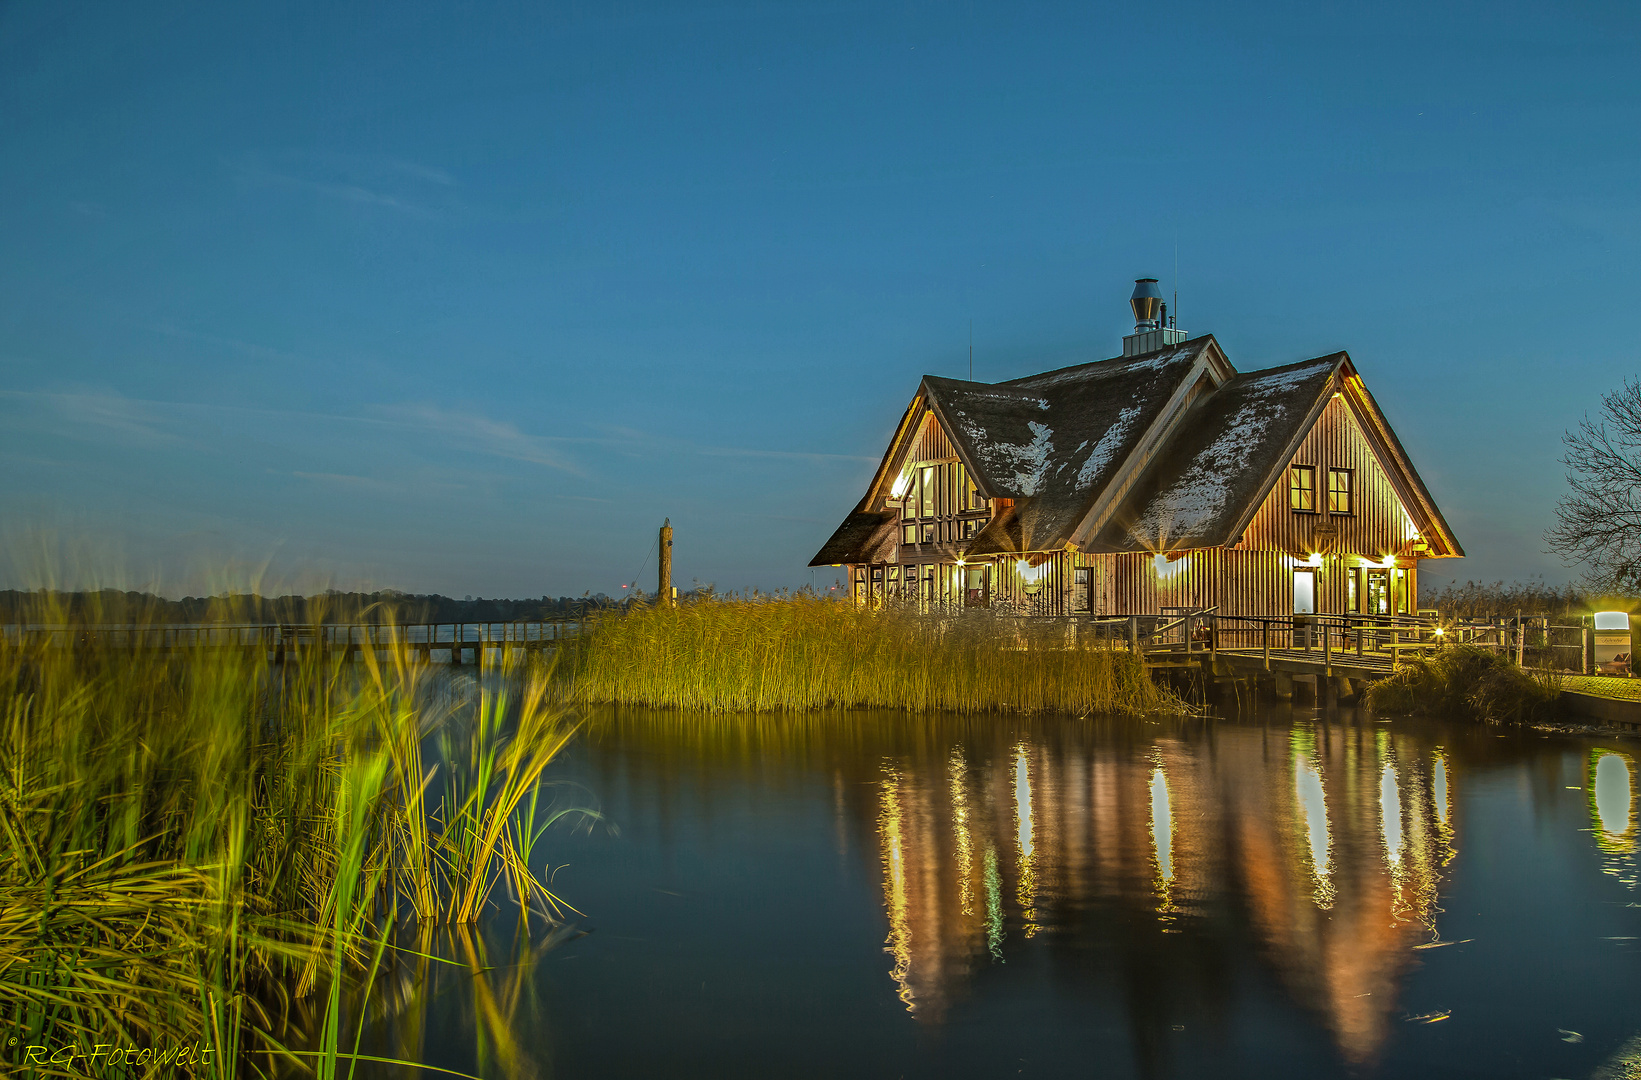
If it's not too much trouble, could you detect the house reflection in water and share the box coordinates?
[868,721,1459,1062]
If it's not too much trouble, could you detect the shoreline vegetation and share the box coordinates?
[2,592,576,1079]
[558,595,1185,716]
[1364,645,1565,726]
[2,587,1182,1076]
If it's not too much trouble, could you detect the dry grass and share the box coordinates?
[1,592,576,1078]
[1364,644,1564,725]
[558,595,1183,715]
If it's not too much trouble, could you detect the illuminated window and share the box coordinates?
[1366,569,1389,615]
[964,470,986,512]
[902,524,918,545]
[1328,468,1353,514]
[919,466,936,518]
[1290,465,1316,512]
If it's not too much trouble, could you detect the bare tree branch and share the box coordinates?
[1546,378,1641,589]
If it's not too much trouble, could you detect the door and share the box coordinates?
[1365,570,1389,616]
[1293,569,1316,615]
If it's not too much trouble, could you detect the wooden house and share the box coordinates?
[810,282,1462,620]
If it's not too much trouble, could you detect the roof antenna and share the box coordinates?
[1173,234,1179,330]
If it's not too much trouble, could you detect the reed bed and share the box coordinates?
[1,593,576,1079]
[1364,644,1564,725]
[559,595,1182,715]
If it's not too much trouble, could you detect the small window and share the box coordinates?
[902,524,918,546]
[921,523,935,544]
[1290,465,1317,513]
[965,472,986,512]
[919,466,936,518]
[1328,468,1353,514]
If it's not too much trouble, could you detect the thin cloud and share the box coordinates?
[238,164,437,218]
[591,423,876,464]
[230,150,462,220]
[150,323,311,364]
[2,388,189,447]
[291,470,396,491]
[373,403,581,474]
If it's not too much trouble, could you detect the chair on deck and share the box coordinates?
[1598,652,1632,676]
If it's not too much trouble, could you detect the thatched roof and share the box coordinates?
[809,334,1460,566]
[1089,356,1341,552]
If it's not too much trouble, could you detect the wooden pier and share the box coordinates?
[0,621,581,667]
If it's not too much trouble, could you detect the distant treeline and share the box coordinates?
[1423,578,1640,620]
[0,589,623,625]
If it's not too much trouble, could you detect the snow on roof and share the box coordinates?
[928,338,1213,555]
[1094,355,1341,552]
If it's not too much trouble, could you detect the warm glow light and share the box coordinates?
[1595,754,1632,838]
[1308,553,1323,567]
[1153,552,1188,578]
[891,471,913,498]
[1381,763,1404,867]
[1150,766,1173,884]
[1433,627,1445,637]
[877,773,915,1012]
[1014,748,1038,936]
[1295,754,1333,903]
[1433,752,1449,825]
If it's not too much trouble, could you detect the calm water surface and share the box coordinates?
[410,705,1641,1079]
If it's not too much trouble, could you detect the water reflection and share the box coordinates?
[863,718,1456,1062]
[1292,732,1333,907]
[549,706,1641,1080]
[1149,757,1175,920]
[1589,750,1638,889]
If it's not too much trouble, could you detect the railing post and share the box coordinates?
[1323,619,1332,677]
[1263,619,1270,671]
[1129,615,1139,658]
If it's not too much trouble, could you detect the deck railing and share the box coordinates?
[1,609,1605,673]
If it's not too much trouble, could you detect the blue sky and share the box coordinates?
[2,1,1638,598]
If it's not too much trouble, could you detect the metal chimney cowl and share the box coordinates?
[1122,276,1187,358]
[1130,278,1163,330]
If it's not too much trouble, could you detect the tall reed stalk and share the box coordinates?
[0,592,578,1078]
[559,596,1182,715]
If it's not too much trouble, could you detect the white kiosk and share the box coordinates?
[1594,611,1632,674]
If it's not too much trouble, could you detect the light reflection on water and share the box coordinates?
[438,707,1641,1080]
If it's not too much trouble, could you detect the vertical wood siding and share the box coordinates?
[909,413,957,467]
[1239,395,1415,562]
[853,388,1428,618]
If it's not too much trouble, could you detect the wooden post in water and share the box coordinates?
[659,518,674,607]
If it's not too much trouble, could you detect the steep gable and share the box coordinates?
[1089,356,1341,552]
[1088,354,1462,558]
[931,337,1223,555]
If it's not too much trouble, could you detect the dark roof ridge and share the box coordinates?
[1227,350,1347,382]
[997,334,1218,388]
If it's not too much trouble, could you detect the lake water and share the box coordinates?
[397,705,1641,1080]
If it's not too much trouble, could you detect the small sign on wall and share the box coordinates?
[1595,611,1632,669]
